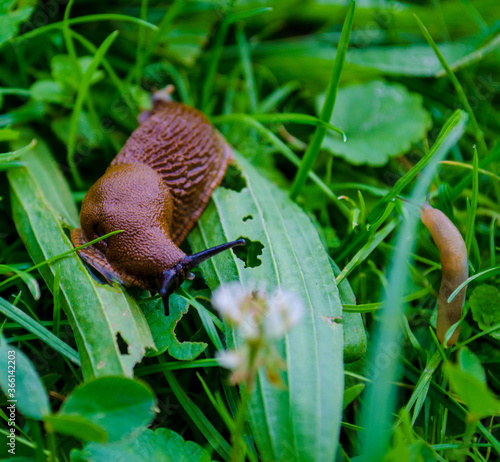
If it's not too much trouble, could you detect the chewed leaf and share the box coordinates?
[189,153,344,461]
[319,80,431,166]
[143,294,207,360]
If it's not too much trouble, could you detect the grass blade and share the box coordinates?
[290,0,355,199]
[414,14,487,155]
[358,109,468,461]
[0,297,80,365]
[67,31,119,187]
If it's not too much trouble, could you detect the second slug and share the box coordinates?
[71,89,245,314]
[420,202,468,347]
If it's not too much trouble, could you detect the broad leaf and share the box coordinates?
[71,428,213,462]
[253,37,499,88]
[46,376,156,442]
[7,133,156,379]
[0,341,50,420]
[0,5,32,45]
[189,153,344,462]
[446,360,500,422]
[457,348,486,384]
[320,80,431,166]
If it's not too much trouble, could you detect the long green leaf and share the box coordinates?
[189,154,345,461]
[7,133,155,380]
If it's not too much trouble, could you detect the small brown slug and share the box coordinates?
[420,202,468,347]
[71,88,245,314]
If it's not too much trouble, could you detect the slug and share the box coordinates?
[420,202,468,347]
[71,88,245,314]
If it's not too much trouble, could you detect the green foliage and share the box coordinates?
[385,412,437,462]
[189,154,348,461]
[0,340,50,420]
[46,376,156,442]
[446,349,500,422]
[0,1,33,45]
[7,134,155,379]
[321,80,431,166]
[0,0,500,460]
[72,428,214,462]
[142,295,207,360]
[469,284,500,339]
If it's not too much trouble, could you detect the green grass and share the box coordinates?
[0,0,500,461]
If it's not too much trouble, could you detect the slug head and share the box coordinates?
[159,239,246,314]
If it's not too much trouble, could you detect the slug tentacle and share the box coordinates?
[159,238,246,315]
[420,202,468,347]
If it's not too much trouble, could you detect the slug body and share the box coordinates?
[420,203,468,347]
[71,93,244,313]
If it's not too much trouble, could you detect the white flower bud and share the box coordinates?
[264,289,305,339]
[212,282,249,324]
[216,350,246,371]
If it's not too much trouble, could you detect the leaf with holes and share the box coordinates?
[319,80,431,166]
[7,132,155,380]
[188,153,345,462]
[142,294,207,360]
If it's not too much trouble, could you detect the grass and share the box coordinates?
[0,0,500,461]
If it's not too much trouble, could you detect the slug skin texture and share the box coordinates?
[420,203,468,347]
[71,95,245,313]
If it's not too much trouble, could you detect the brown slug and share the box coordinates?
[71,88,245,314]
[420,202,468,347]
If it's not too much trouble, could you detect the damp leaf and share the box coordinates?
[142,294,207,360]
[189,153,345,461]
[72,428,213,462]
[320,80,431,166]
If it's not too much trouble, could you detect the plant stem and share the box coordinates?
[230,345,259,462]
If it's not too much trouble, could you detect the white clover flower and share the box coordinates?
[216,350,246,370]
[212,281,268,341]
[212,282,250,324]
[264,289,305,339]
[213,283,305,387]
[238,312,261,340]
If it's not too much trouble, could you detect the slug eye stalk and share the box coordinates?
[159,239,246,315]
